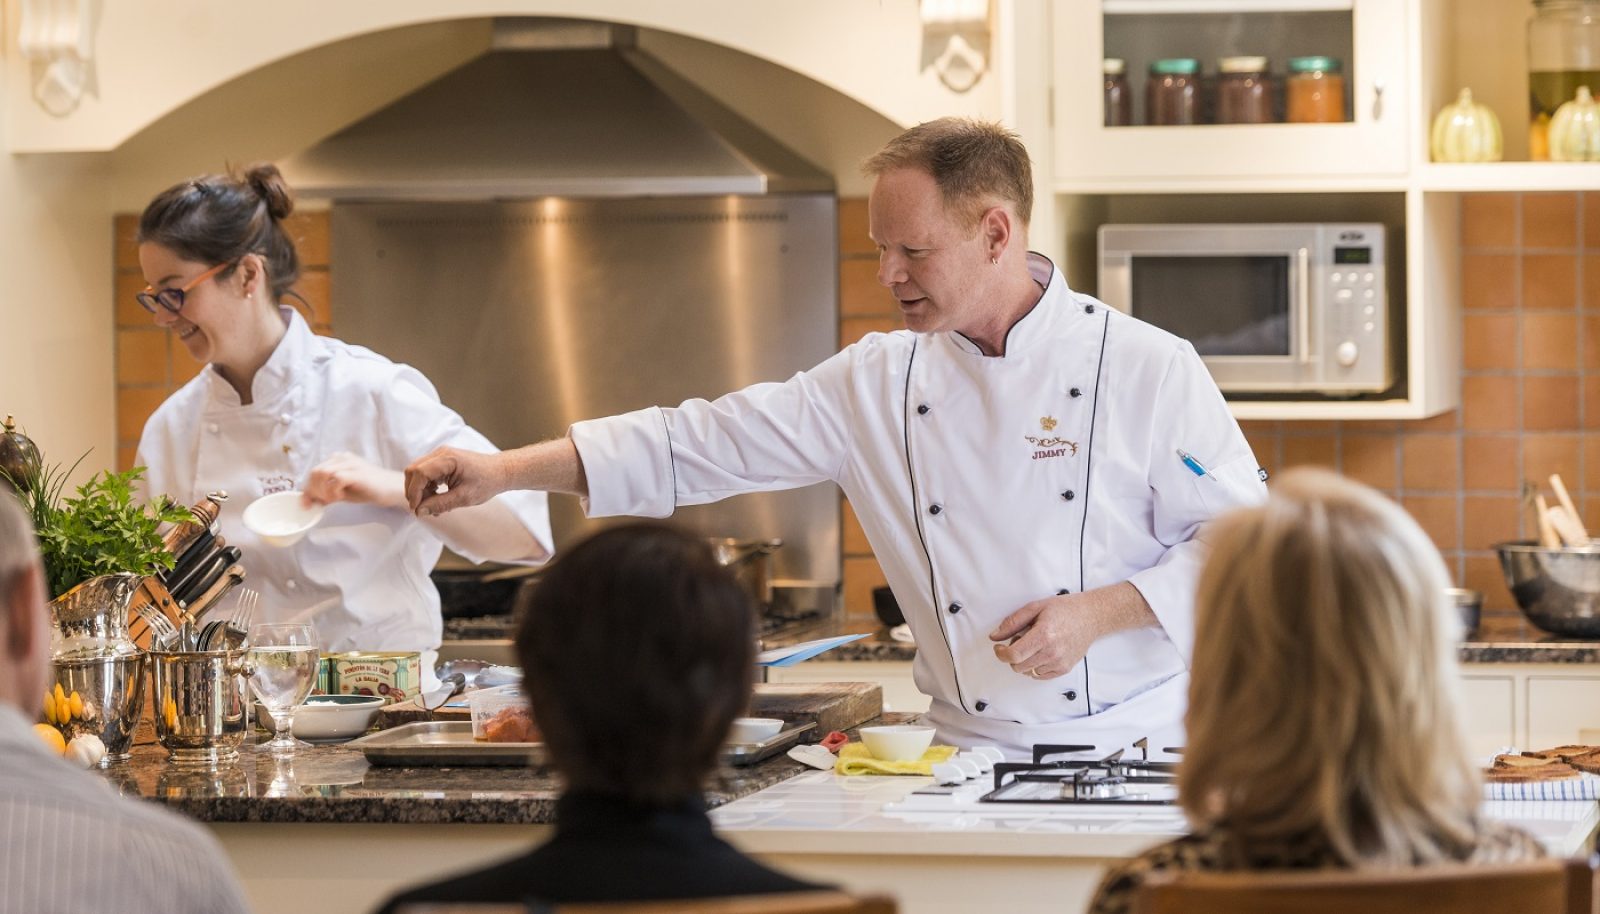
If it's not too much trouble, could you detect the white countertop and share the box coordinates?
[714,770,1600,860]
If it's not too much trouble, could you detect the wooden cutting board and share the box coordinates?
[376,680,884,739]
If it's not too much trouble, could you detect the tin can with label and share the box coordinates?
[320,651,420,705]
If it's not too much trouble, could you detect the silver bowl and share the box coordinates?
[47,652,146,764]
[1496,540,1600,637]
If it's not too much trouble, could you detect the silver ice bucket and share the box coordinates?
[149,648,252,766]
[46,652,145,765]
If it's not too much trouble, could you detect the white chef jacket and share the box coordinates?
[571,254,1266,756]
[136,307,553,667]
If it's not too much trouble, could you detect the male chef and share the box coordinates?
[404,117,1268,756]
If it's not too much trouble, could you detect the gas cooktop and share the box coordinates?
[981,741,1180,805]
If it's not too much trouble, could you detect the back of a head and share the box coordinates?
[515,523,755,804]
[1180,468,1480,865]
[0,491,45,703]
[137,163,301,302]
[862,116,1033,229]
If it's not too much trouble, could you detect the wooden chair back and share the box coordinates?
[1132,857,1595,914]
[400,890,898,914]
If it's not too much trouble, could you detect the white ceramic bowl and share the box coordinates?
[859,724,935,762]
[241,492,326,547]
[259,694,384,742]
[727,717,785,744]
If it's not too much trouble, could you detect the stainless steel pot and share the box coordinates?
[48,652,145,764]
[149,648,253,766]
[1496,540,1600,637]
[708,538,783,606]
[1445,587,1482,640]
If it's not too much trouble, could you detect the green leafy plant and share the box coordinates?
[2,453,190,599]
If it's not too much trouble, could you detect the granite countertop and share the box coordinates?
[96,728,808,825]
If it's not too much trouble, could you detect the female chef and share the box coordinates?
[133,164,553,681]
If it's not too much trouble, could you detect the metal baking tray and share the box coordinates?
[721,722,815,767]
[350,721,544,767]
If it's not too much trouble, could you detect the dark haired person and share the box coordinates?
[374,523,826,911]
[133,165,552,681]
[406,118,1267,755]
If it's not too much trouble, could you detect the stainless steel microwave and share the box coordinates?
[1097,223,1391,395]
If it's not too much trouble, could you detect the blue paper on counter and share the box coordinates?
[757,633,869,667]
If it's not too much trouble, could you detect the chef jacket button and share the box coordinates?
[1057,589,1070,595]
[1064,690,1078,701]
[279,413,291,425]
[1085,304,1096,314]
[1061,490,1075,501]
[1070,387,1082,398]
[285,579,298,591]
[928,503,942,516]
[974,700,988,712]
[207,423,220,434]
[916,404,931,415]
[947,601,962,615]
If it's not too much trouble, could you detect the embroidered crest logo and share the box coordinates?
[1024,415,1078,459]
[1040,416,1058,432]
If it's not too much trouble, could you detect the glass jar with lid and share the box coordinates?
[1104,58,1133,127]
[1147,58,1202,126]
[1216,56,1276,124]
[1285,56,1347,123]
[1528,0,1600,160]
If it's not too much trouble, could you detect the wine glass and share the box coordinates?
[246,622,319,756]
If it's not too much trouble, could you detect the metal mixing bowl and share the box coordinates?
[1496,540,1600,637]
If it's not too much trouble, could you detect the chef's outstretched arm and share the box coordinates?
[406,438,588,516]
[989,583,1158,680]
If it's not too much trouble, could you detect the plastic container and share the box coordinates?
[469,684,536,742]
[1103,58,1133,127]
[1147,58,1202,126]
[1286,56,1347,123]
[1216,56,1275,124]
[1528,0,1600,160]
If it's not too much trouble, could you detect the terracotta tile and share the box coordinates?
[169,345,204,385]
[1464,554,1515,611]
[1405,409,1462,432]
[1235,420,1281,436]
[283,210,330,268]
[1523,375,1582,430]
[838,198,873,256]
[840,257,885,316]
[1583,497,1600,536]
[1281,434,1337,470]
[1522,312,1579,369]
[1462,435,1520,492]
[1463,495,1523,550]
[1523,193,1579,249]
[1463,313,1518,370]
[1277,421,1327,435]
[1462,375,1519,431]
[1523,433,1582,488]
[1461,194,1517,249]
[839,316,902,349]
[115,329,168,386]
[1585,254,1600,312]
[1585,192,1600,250]
[1587,436,1600,491]
[842,555,889,622]
[1341,433,1398,492]
[1243,433,1279,475]
[1401,433,1460,491]
[842,496,871,555]
[1340,419,1400,433]
[113,214,140,271]
[1586,376,1600,430]
[1462,253,1518,311]
[115,386,168,443]
[116,445,137,474]
[114,271,153,328]
[289,270,331,326]
[1523,253,1579,310]
[1402,495,1460,551]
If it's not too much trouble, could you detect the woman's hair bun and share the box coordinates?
[243,163,295,221]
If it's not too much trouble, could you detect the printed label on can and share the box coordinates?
[320,651,419,705]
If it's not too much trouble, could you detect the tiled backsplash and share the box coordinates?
[835,192,1600,625]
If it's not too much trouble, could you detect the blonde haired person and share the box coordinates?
[1088,468,1542,914]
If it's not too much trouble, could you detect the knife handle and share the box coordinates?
[186,565,246,624]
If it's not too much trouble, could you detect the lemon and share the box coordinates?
[42,693,56,725]
[162,697,178,731]
[68,691,84,720]
[32,723,65,755]
[56,694,71,724]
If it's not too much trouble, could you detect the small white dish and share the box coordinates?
[258,694,384,742]
[242,492,326,547]
[860,724,935,762]
[727,717,785,744]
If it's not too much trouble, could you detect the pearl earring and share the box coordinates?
[990,257,998,265]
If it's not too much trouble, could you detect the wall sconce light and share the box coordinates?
[920,0,992,94]
[18,0,99,116]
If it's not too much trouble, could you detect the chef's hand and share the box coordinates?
[303,452,405,509]
[989,582,1156,680]
[404,446,508,516]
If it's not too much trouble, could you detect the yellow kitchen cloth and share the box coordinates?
[834,742,958,776]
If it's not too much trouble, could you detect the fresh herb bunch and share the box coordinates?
[1,453,190,599]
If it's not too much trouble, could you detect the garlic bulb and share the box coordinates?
[1430,88,1503,162]
[65,734,105,768]
[1550,86,1600,162]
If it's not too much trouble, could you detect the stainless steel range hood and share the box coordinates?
[281,19,834,200]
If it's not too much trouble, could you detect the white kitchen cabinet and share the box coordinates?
[1459,674,1516,758]
[1527,677,1600,751]
[1052,0,1410,189]
[765,660,931,715]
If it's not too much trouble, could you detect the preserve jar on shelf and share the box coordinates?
[1147,57,1202,126]
[1216,56,1276,124]
[1286,55,1347,123]
[1528,0,1600,160]
[1104,58,1133,127]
